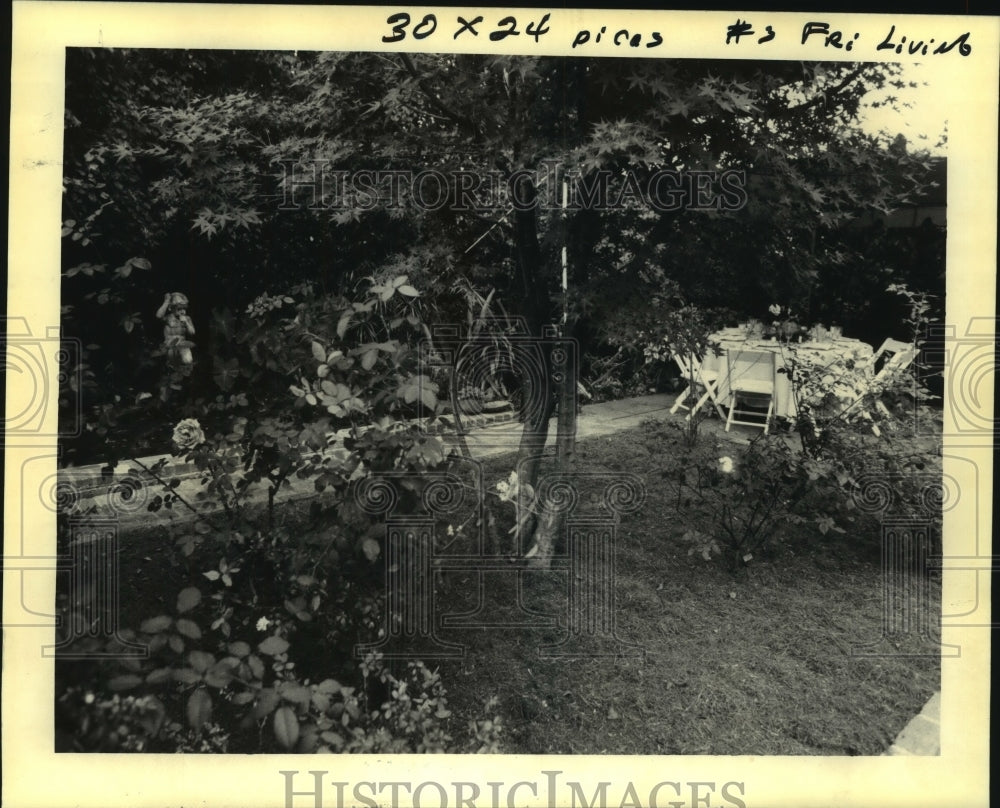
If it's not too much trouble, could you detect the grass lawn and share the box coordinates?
[57,418,941,755]
[433,421,941,755]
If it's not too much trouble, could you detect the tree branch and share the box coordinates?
[398,54,481,141]
[783,67,868,115]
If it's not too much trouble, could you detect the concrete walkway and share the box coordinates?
[461,392,679,458]
[60,393,689,514]
[462,391,767,458]
[59,392,757,524]
[883,692,941,755]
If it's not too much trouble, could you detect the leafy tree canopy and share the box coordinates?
[61,49,941,446]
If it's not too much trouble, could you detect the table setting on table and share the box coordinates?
[700,320,875,421]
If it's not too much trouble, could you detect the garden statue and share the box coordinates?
[156,291,195,364]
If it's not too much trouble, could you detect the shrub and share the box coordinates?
[655,427,813,568]
[646,412,940,570]
[55,275,503,753]
[56,638,500,753]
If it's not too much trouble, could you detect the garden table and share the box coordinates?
[702,328,875,419]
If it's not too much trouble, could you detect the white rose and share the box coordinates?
[171,418,206,451]
[718,456,735,474]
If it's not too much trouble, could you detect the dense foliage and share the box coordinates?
[61,50,943,462]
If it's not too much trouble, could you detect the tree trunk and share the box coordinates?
[509,180,555,552]
[507,174,579,567]
[527,329,577,568]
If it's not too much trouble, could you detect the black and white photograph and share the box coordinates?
[4,4,995,808]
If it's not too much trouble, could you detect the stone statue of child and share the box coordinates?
[156,292,195,364]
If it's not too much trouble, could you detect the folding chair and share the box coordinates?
[668,350,726,420]
[724,350,777,434]
[869,338,917,419]
[871,338,917,378]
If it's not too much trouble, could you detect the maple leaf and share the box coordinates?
[666,99,691,118]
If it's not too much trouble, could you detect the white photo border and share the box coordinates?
[6,4,996,808]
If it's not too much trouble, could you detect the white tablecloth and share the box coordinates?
[702,329,874,419]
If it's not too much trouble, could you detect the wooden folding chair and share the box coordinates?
[668,350,726,420]
[834,339,917,435]
[871,338,916,374]
[724,349,777,434]
[869,338,918,418]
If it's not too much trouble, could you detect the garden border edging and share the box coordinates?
[58,408,523,514]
